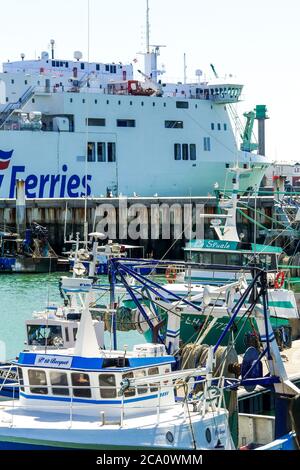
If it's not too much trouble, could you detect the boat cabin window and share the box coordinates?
[212,253,227,265]
[71,373,91,398]
[65,328,69,343]
[135,369,148,395]
[227,253,242,266]
[99,374,117,398]
[18,367,25,392]
[50,371,69,396]
[27,325,63,347]
[73,328,78,341]
[122,372,135,397]
[198,252,212,264]
[148,367,159,392]
[28,369,48,395]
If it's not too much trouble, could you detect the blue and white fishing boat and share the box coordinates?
[0,298,234,450]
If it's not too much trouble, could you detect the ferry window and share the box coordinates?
[50,371,69,396]
[18,367,25,392]
[211,123,215,130]
[110,65,117,73]
[87,118,105,126]
[96,64,100,71]
[118,100,121,105]
[81,63,85,70]
[116,119,135,127]
[71,373,91,398]
[66,62,69,68]
[99,374,116,398]
[25,80,28,85]
[153,102,155,107]
[73,328,78,341]
[176,101,189,109]
[105,64,109,72]
[97,142,106,162]
[165,120,183,129]
[217,123,221,130]
[11,79,14,84]
[94,99,98,104]
[107,142,116,162]
[52,61,55,67]
[65,328,69,343]
[141,102,144,106]
[213,253,227,265]
[87,142,96,162]
[82,99,85,104]
[106,100,109,104]
[163,103,166,107]
[135,369,148,395]
[203,137,211,151]
[148,367,159,392]
[182,144,189,160]
[174,143,181,160]
[224,123,227,131]
[70,98,73,103]
[122,372,135,397]
[28,369,48,395]
[190,144,196,160]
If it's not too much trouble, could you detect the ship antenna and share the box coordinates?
[146,0,150,54]
[83,0,90,249]
[50,39,55,60]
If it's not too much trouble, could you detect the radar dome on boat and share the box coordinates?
[74,51,83,61]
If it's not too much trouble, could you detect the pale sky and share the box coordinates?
[0,0,299,162]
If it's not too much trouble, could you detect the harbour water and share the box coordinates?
[0,273,144,361]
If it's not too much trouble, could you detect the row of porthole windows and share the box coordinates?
[19,366,171,399]
[68,98,201,109]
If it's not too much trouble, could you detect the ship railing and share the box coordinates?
[2,374,230,429]
[0,86,35,129]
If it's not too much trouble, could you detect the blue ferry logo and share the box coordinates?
[0,150,13,170]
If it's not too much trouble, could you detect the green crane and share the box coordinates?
[240,110,258,152]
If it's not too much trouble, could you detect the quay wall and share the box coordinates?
[0,196,276,258]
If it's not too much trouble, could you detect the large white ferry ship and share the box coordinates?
[0,4,269,199]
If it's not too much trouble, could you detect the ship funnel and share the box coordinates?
[255,105,269,156]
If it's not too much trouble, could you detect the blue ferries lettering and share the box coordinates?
[0,162,92,198]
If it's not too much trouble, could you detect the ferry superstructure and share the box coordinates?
[0,9,269,199]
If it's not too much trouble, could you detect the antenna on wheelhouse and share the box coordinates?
[146,0,150,54]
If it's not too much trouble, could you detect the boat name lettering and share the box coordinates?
[0,163,92,198]
[206,240,233,250]
[34,355,72,368]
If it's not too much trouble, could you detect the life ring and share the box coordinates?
[274,271,285,289]
[166,265,177,283]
